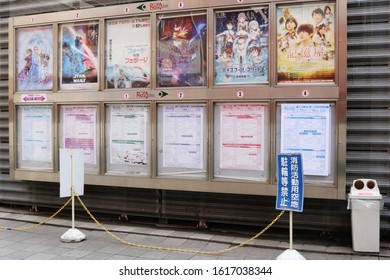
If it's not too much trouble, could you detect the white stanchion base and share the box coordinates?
[60,228,86,243]
[276,249,306,260]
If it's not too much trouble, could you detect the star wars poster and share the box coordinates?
[157,13,207,87]
[214,8,269,85]
[277,2,335,83]
[16,26,53,91]
[60,22,99,90]
[105,17,151,89]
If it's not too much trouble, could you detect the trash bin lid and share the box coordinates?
[349,179,383,199]
[349,188,382,199]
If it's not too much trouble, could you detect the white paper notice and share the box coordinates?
[281,104,331,176]
[21,106,52,162]
[60,148,84,198]
[220,104,265,171]
[109,105,148,166]
[63,106,97,165]
[162,105,204,169]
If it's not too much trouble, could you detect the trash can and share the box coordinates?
[347,179,383,252]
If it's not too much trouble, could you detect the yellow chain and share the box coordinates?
[76,194,285,255]
[0,196,72,231]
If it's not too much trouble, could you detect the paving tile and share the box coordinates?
[190,254,218,260]
[326,245,353,254]
[80,251,112,260]
[210,235,236,243]
[0,239,17,248]
[23,244,52,253]
[97,244,126,254]
[190,232,215,241]
[117,246,152,257]
[202,242,230,252]
[25,253,57,260]
[0,247,18,257]
[139,249,172,260]
[62,249,93,259]
[302,244,328,252]
[3,250,35,260]
[163,251,195,260]
[160,237,187,248]
[107,254,136,260]
[41,246,73,256]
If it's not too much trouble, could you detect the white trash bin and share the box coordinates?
[347,179,383,253]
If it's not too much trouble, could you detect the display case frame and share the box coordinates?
[8,0,347,199]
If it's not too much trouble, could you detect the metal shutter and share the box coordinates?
[346,0,390,229]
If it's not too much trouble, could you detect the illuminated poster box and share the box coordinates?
[16,105,53,170]
[214,7,269,85]
[157,12,207,88]
[277,2,336,84]
[105,17,151,89]
[16,26,53,92]
[59,22,99,90]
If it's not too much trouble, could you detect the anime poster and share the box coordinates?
[277,2,335,83]
[105,17,151,89]
[215,8,269,85]
[60,22,99,90]
[16,27,53,91]
[157,14,207,87]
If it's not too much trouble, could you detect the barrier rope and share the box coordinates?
[0,194,286,255]
[76,194,285,255]
[0,196,72,231]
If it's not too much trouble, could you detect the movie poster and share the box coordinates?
[16,27,53,91]
[157,13,207,87]
[60,22,99,90]
[215,8,269,85]
[105,17,151,89]
[277,2,335,83]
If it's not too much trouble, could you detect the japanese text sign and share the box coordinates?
[276,154,304,212]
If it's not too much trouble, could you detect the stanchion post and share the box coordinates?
[60,150,86,243]
[289,211,293,250]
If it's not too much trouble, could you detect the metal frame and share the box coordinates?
[8,0,348,199]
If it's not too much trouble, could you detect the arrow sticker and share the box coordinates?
[21,94,47,103]
[159,91,168,98]
[137,4,146,11]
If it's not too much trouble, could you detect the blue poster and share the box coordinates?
[214,8,269,85]
[16,26,53,91]
[276,154,304,212]
[60,22,99,89]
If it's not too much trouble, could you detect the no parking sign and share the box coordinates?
[276,154,304,212]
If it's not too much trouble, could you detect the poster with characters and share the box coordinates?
[214,8,269,85]
[60,22,99,90]
[105,17,151,89]
[157,13,207,87]
[16,26,53,91]
[277,2,335,83]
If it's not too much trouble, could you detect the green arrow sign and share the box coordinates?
[137,4,146,11]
